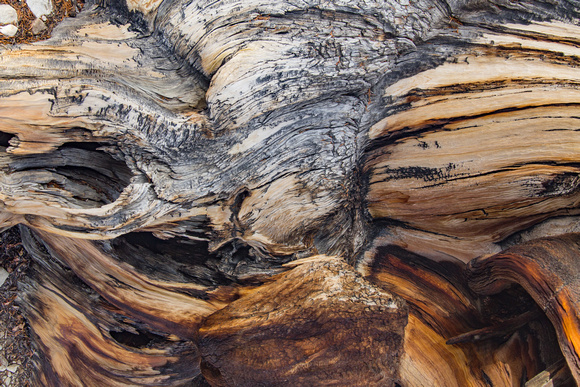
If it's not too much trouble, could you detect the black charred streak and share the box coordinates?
[417,140,429,149]
[382,163,457,182]
[482,370,494,386]
[51,224,93,233]
[105,275,138,291]
[412,137,441,150]
[63,93,87,106]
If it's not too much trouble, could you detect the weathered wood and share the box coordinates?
[0,0,580,384]
[525,359,574,387]
[468,234,580,383]
[199,256,407,385]
[365,20,580,262]
[360,244,565,386]
[19,226,201,386]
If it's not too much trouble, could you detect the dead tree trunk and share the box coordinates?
[1,0,580,385]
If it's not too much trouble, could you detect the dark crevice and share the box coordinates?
[0,131,14,149]
[5,141,133,206]
[53,166,129,204]
[111,232,283,289]
[230,188,251,236]
[113,232,293,289]
[210,240,291,284]
[58,142,103,152]
[112,232,231,293]
[109,329,166,349]
[121,232,211,265]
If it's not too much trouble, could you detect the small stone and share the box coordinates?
[3,374,11,386]
[0,355,8,371]
[0,267,8,287]
[26,0,53,18]
[0,24,17,37]
[6,364,18,373]
[0,4,18,25]
[31,18,47,35]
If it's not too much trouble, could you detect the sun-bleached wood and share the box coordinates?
[1,0,580,385]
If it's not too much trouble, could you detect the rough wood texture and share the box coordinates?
[0,0,580,385]
[360,244,565,386]
[468,234,580,384]
[19,227,201,386]
[199,256,407,386]
[366,20,580,262]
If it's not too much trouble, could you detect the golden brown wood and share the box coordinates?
[0,0,580,385]
[199,256,407,386]
[19,228,201,386]
[468,234,580,383]
[361,244,555,386]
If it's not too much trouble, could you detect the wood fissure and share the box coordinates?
[1,0,580,384]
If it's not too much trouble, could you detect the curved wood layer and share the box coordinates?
[25,228,241,338]
[360,244,557,386]
[19,227,201,386]
[468,233,580,383]
[365,21,580,262]
[1,0,580,385]
[199,256,407,386]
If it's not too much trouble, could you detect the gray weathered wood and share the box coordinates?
[1,0,580,384]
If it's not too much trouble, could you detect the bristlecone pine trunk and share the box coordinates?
[1,0,580,385]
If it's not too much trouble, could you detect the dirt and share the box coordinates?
[0,228,34,387]
[0,0,82,45]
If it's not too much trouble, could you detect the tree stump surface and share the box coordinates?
[1,0,580,385]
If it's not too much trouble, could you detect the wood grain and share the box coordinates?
[361,244,557,386]
[198,256,407,386]
[468,233,580,383]
[1,0,580,384]
[19,227,201,386]
[366,21,580,262]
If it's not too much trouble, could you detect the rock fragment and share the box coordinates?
[31,18,47,34]
[0,5,17,25]
[0,267,8,287]
[25,0,53,19]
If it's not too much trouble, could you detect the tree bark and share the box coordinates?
[1,0,580,385]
